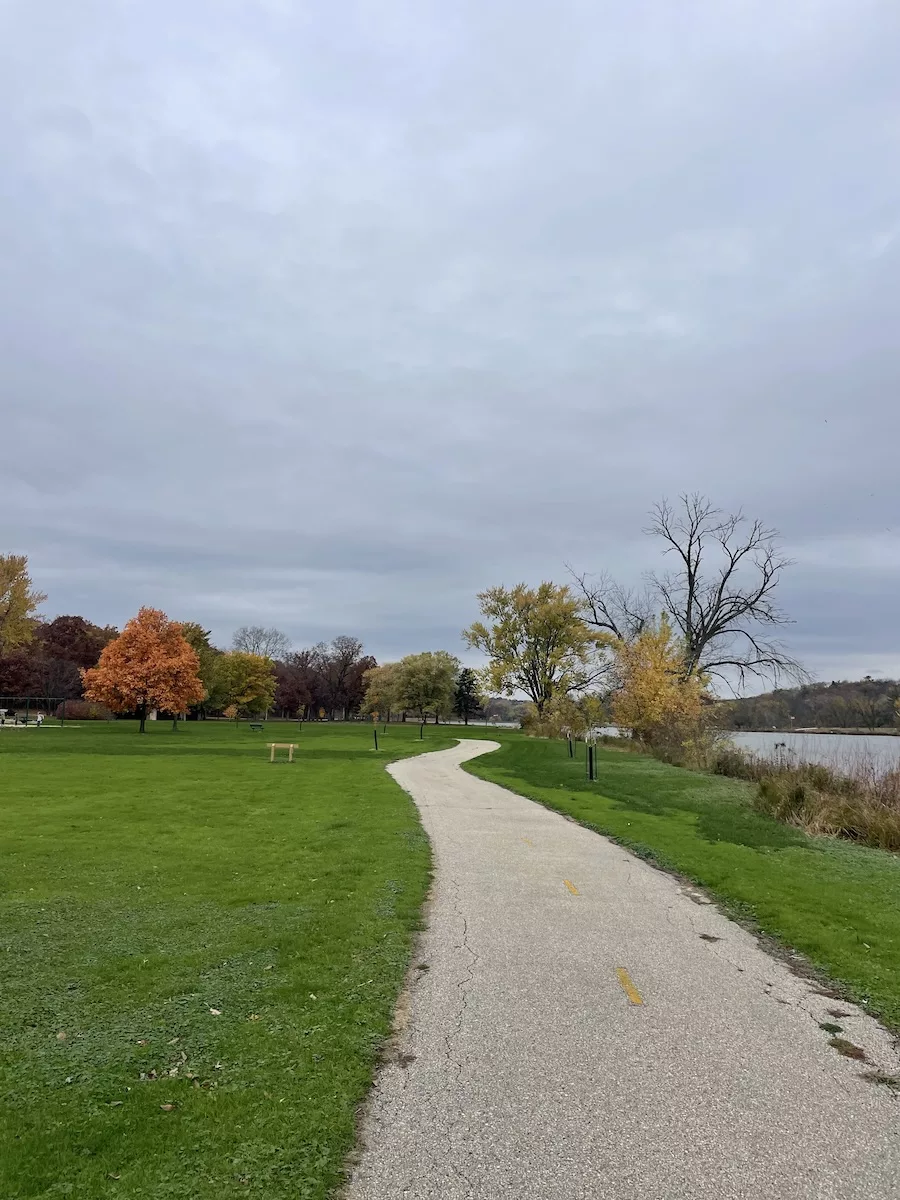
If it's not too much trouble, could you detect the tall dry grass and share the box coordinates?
[713,743,900,852]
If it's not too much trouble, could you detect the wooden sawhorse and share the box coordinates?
[268,742,297,763]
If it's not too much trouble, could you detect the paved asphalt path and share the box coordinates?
[347,740,900,1200]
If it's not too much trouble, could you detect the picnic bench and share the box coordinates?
[267,742,297,763]
[249,723,264,732]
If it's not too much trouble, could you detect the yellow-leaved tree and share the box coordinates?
[464,583,607,718]
[219,651,276,717]
[0,554,46,652]
[361,662,402,721]
[611,614,706,749]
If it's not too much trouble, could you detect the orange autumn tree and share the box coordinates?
[82,607,205,733]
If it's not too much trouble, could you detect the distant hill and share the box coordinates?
[483,697,529,723]
[719,678,900,731]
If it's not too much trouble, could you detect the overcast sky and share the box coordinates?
[2,0,899,687]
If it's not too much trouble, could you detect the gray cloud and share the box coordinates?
[1,0,899,684]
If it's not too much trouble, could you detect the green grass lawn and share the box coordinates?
[0,719,458,1200]
[8,719,898,1196]
[465,737,900,1033]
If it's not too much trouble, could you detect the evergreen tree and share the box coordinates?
[454,667,482,726]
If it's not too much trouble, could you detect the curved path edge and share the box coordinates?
[346,739,900,1200]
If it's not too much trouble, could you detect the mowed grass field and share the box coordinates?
[0,719,461,1200]
[7,720,900,1197]
[466,738,900,1034]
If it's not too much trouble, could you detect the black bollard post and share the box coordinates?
[419,722,424,740]
[374,729,379,751]
[568,736,574,759]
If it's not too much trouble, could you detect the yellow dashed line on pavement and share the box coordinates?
[563,879,579,895]
[616,967,644,1006]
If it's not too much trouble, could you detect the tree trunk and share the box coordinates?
[139,701,147,734]
[464,713,469,726]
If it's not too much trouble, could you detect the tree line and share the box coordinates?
[0,559,489,728]
[720,678,900,732]
[15,492,878,751]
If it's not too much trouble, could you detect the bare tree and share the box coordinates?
[576,494,805,689]
[569,569,652,643]
[231,625,291,660]
[313,636,367,719]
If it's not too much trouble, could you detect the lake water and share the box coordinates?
[731,731,900,775]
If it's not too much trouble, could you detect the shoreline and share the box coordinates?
[733,728,900,737]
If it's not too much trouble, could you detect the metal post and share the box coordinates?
[568,737,574,759]
[374,729,379,751]
[25,697,30,725]
[419,722,424,739]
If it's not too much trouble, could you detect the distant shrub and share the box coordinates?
[54,700,114,721]
[641,713,730,772]
[711,743,766,781]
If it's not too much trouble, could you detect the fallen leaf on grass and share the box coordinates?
[168,1037,179,1045]
[108,1101,123,1108]
[136,1039,148,1046]
[107,1174,121,1181]
[248,1014,260,1021]
[209,1008,221,1016]
[160,1103,177,1112]
[56,1031,66,1041]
